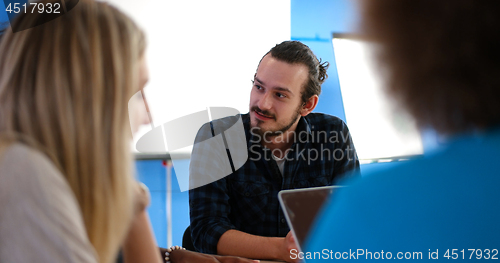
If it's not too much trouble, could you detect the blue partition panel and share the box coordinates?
[135,159,190,248]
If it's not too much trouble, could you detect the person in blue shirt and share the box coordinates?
[305,0,500,262]
[189,41,360,262]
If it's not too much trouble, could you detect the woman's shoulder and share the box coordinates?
[0,143,61,180]
[0,143,75,203]
[0,143,98,263]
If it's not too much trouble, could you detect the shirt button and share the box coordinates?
[281,218,286,224]
[245,192,250,197]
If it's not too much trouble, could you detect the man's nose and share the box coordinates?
[258,91,272,110]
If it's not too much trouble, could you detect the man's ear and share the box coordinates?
[300,95,319,116]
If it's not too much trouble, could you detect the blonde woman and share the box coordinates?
[0,1,259,263]
[0,0,153,262]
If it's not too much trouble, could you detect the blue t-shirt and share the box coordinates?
[304,129,500,262]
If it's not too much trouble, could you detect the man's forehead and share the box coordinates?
[255,54,308,92]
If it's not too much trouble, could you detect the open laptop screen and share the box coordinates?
[278,186,340,252]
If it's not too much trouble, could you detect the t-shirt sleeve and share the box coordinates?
[0,144,98,263]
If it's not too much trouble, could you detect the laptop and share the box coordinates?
[278,185,342,252]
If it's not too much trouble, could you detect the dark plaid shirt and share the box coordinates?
[189,113,360,254]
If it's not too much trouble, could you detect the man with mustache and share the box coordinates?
[189,41,360,262]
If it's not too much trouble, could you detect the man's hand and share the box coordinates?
[216,229,298,262]
[280,232,299,263]
[166,249,259,263]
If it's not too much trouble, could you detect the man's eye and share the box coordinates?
[276,92,286,98]
[255,85,263,90]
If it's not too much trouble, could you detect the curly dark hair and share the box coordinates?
[360,0,500,134]
[261,41,329,104]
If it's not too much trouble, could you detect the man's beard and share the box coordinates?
[250,105,302,138]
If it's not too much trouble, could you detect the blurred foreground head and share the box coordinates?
[0,1,146,262]
[360,0,500,134]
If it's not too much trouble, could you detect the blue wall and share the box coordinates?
[291,0,359,121]
[0,1,9,31]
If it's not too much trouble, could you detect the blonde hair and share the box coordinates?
[0,1,146,262]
